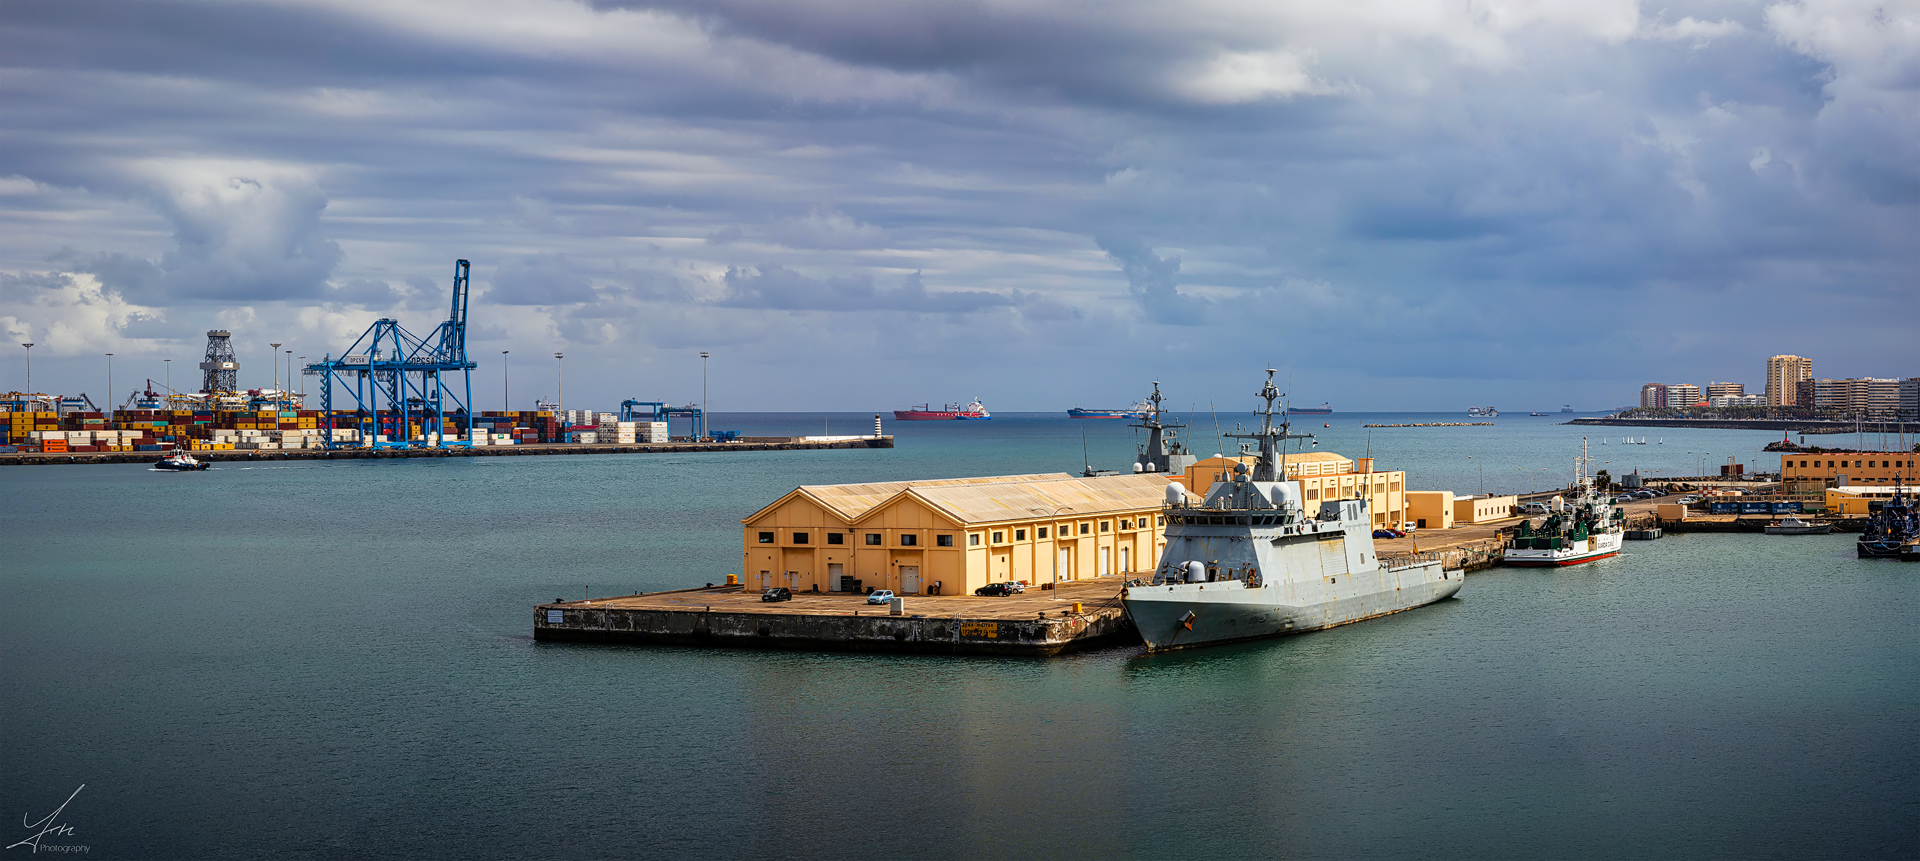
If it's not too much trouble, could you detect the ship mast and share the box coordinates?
[1222,370,1315,483]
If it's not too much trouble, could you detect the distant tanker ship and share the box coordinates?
[893,398,991,421]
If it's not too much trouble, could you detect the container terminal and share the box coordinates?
[4,259,894,464]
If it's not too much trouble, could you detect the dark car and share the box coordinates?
[761,587,793,602]
[975,583,1014,597]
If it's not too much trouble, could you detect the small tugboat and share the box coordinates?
[1857,484,1917,559]
[1763,516,1832,535]
[1504,438,1626,567]
[154,446,209,471]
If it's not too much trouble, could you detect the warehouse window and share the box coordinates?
[1015,529,1026,540]
[992,531,1004,543]
[898,534,917,546]
[969,534,981,546]
[936,534,954,547]
[1037,527,1048,538]
[793,532,809,544]
[866,533,882,546]
[827,532,844,545]
[1100,521,1110,532]
[1157,516,1165,526]
[758,532,774,544]
[1079,523,1089,535]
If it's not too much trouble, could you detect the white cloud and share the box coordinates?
[0,271,170,356]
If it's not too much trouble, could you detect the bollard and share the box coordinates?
[725,573,738,586]
[1071,602,1083,614]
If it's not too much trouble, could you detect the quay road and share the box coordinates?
[0,436,892,466]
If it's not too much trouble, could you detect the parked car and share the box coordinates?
[865,589,895,605]
[975,583,1014,597]
[761,587,792,603]
[1372,528,1406,539]
[1519,503,1550,515]
[1614,495,1636,504]
[1003,581,1027,594]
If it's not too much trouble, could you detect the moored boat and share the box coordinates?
[1504,439,1625,567]
[1763,517,1832,535]
[1857,486,1917,558]
[1120,372,1457,653]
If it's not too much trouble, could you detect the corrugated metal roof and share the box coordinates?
[769,473,1074,522]
[893,473,1174,525]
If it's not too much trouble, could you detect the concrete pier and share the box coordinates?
[0,436,892,466]
[534,577,1137,656]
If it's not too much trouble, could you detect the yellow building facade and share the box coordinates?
[740,473,1175,596]
[1780,452,1917,485]
[1454,494,1519,524]
[1173,452,1408,528]
[1405,491,1455,530]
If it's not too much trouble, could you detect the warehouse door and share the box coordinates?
[828,563,844,592]
[1120,546,1131,574]
[1099,546,1111,577]
[900,566,921,594]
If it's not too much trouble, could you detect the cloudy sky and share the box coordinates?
[2,0,1914,413]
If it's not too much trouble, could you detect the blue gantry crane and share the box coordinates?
[619,399,711,440]
[305,260,477,449]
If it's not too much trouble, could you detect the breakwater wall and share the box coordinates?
[534,598,1136,656]
[1363,422,1496,428]
[0,436,893,466]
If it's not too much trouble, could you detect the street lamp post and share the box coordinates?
[554,352,564,421]
[271,342,281,397]
[286,350,293,403]
[700,351,710,440]
[105,353,113,420]
[502,351,509,411]
[22,343,33,393]
[1030,506,1075,591]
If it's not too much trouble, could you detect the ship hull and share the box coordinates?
[1503,532,1624,567]
[1286,408,1331,416]
[1067,408,1135,419]
[1858,541,1905,559]
[1123,561,1457,652]
[893,410,959,420]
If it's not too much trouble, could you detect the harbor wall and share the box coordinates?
[534,602,1136,656]
[0,436,893,466]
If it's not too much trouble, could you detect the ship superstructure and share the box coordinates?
[1120,372,1458,652]
[1131,382,1196,477]
[1857,481,1917,559]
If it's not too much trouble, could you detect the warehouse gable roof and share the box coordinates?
[861,473,1175,526]
[741,473,1073,524]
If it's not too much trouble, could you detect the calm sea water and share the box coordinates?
[3,412,1915,859]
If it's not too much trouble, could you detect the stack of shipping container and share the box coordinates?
[0,408,565,452]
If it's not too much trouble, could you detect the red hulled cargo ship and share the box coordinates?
[893,398,991,421]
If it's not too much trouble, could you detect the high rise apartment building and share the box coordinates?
[1705,382,1744,400]
[1901,378,1920,422]
[1766,355,1813,407]
[1640,383,1668,409]
[1801,377,1902,418]
[1665,383,1701,409]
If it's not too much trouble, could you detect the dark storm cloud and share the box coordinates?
[1,0,1915,407]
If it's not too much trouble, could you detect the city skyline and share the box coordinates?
[2,0,1916,412]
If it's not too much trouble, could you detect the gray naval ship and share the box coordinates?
[1121,371,1461,652]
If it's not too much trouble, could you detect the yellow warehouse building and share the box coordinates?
[741,473,1174,596]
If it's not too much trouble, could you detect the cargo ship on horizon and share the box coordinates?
[893,398,991,421]
[1286,402,1332,415]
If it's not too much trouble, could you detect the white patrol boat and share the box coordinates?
[1120,372,1459,653]
[1502,439,1624,567]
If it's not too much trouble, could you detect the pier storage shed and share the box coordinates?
[742,473,1175,596]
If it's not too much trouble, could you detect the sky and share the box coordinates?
[1,0,1915,414]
